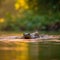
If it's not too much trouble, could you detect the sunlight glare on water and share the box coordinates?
[16,42,28,60]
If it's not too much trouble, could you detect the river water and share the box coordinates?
[0,40,60,60]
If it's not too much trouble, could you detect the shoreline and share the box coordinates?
[0,39,60,42]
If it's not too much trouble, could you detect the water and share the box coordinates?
[0,40,60,60]
[39,42,60,60]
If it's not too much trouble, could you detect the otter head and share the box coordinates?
[23,33,31,39]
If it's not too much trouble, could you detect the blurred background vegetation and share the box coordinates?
[0,0,60,32]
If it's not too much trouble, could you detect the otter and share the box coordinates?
[23,33,31,39]
[21,31,40,39]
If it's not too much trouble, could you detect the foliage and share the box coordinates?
[27,0,60,14]
[0,10,60,32]
[0,0,60,32]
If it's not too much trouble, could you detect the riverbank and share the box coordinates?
[0,31,60,35]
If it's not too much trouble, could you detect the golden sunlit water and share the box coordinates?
[0,39,60,60]
[0,41,29,60]
[0,39,39,60]
[16,42,28,60]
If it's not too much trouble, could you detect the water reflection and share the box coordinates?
[0,40,60,60]
[16,42,29,60]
